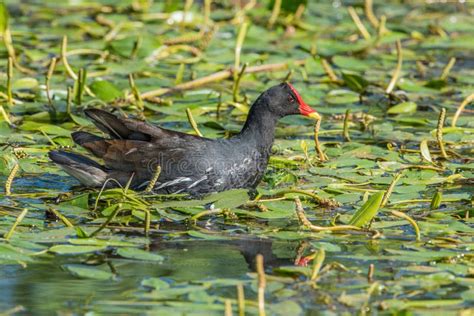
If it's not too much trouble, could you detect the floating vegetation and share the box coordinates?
[0,1,473,315]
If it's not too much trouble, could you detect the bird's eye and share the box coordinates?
[288,96,295,103]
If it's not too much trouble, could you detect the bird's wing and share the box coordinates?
[84,109,207,143]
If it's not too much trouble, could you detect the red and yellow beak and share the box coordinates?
[287,83,321,120]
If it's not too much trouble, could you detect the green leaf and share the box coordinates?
[142,277,170,289]
[49,245,106,254]
[116,247,164,262]
[69,238,136,247]
[20,121,71,137]
[420,139,432,163]
[90,80,123,102]
[204,189,249,209]
[63,264,114,280]
[387,101,417,114]
[348,191,384,227]
[430,191,442,210]
[342,72,369,93]
[75,227,89,238]
[424,79,447,90]
[187,230,230,240]
[70,113,93,127]
[0,244,34,263]
[0,2,9,33]
[325,89,359,105]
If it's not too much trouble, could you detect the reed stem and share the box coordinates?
[386,39,403,94]
[367,263,375,282]
[234,22,249,82]
[451,93,474,127]
[237,284,245,316]
[186,108,203,137]
[320,58,339,83]
[364,0,379,28]
[232,63,247,102]
[145,166,161,193]
[129,73,144,110]
[313,118,327,162]
[348,6,371,40]
[381,172,403,207]
[48,207,74,227]
[5,163,19,196]
[267,0,281,29]
[256,254,266,316]
[343,109,351,142]
[4,208,28,240]
[436,108,448,159]
[295,198,361,232]
[138,59,306,100]
[46,57,57,106]
[390,210,421,241]
[440,57,456,80]
[310,249,325,282]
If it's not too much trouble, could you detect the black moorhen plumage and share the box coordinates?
[49,82,320,195]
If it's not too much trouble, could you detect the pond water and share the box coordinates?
[0,0,473,315]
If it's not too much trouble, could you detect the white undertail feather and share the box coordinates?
[60,165,107,187]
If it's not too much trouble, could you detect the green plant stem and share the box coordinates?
[191,209,222,221]
[237,283,245,316]
[390,210,421,241]
[186,108,203,137]
[440,57,456,80]
[89,204,122,237]
[4,208,28,240]
[256,254,266,316]
[295,198,361,232]
[386,39,402,94]
[48,207,74,227]
[436,108,448,159]
[348,6,371,40]
[381,172,403,207]
[5,163,19,196]
[267,0,281,29]
[136,59,307,100]
[310,249,326,282]
[451,93,474,127]
[364,0,379,28]
[6,57,13,106]
[234,21,249,82]
[129,73,144,110]
[232,63,247,102]
[145,165,161,193]
[314,118,328,162]
[343,109,351,142]
[46,57,57,109]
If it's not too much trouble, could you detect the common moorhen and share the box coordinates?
[49,83,320,195]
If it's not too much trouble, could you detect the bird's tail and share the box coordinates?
[49,150,108,187]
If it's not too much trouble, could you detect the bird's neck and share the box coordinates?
[237,101,279,151]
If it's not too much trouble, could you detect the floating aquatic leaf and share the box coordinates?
[142,277,171,290]
[63,264,114,280]
[69,238,136,247]
[116,247,164,262]
[49,245,106,254]
[90,80,123,102]
[206,189,249,209]
[387,101,418,114]
[342,72,369,93]
[0,244,34,263]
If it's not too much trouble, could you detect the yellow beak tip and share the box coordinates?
[307,112,321,120]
